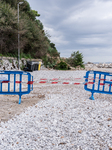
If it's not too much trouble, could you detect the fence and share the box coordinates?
[1,70,112,104]
[84,70,112,100]
[0,70,33,104]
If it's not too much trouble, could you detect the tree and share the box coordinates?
[32,10,40,17]
[0,0,60,62]
[67,51,84,68]
[2,0,17,7]
[0,2,18,54]
[27,10,40,21]
[0,1,28,55]
[20,0,31,12]
[50,43,55,49]
[35,20,43,30]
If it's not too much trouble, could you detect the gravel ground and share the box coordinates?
[0,70,112,150]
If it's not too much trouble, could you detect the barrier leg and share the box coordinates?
[18,95,21,104]
[89,92,95,100]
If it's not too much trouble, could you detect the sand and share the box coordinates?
[0,93,44,123]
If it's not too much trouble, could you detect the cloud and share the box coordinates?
[76,36,110,46]
[44,26,69,46]
[27,0,112,62]
[62,0,112,32]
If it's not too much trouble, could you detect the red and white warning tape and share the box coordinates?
[0,76,112,86]
[0,80,34,84]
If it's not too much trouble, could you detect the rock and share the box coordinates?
[107,118,111,121]
[87,62,94,64]
[70,67,76,70]
[58,142,66,145]
[76,65,81,70]
[78,130,82,133]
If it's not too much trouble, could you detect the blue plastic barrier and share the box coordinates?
[0,70,33,104]
[84,70,112,100]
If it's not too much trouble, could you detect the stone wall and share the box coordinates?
[0,56,42,70]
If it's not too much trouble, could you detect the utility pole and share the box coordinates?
[17,2,23,70]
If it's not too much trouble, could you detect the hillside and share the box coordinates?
[0,0,60,63]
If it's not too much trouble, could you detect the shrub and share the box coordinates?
[20,64,25,70]
[55,61,70,70]
[9,59,12,63]
[42,56,57,68]
[66,51,84,68]
[20,53,32,59]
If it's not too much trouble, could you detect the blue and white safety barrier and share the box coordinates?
[84,70,112,100]
[0,70,33,104]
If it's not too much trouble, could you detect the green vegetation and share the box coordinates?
[20,64,25,70]
[42,56,57,68]
[55,61,70,70]
[0,0,84,70]
[66,51,85,68]
[20,53,32,59]
[9,59,13,63]
[0,60,3,65]
[0,0,59,60]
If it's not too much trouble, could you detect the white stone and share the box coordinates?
[0,70,112,149]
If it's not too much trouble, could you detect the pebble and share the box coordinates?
[0,70,112,149]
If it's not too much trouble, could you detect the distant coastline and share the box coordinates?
[85,62,112,64]
[93,62,112,64]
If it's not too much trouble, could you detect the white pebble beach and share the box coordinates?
[0,70,112,150]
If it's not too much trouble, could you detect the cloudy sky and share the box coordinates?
[27,0,112,63]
